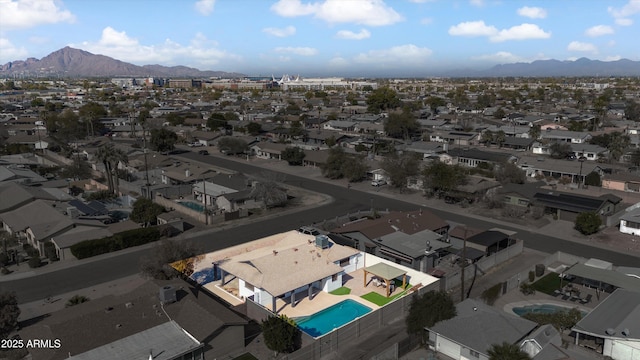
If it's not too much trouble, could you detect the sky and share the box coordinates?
[1,0,639,77]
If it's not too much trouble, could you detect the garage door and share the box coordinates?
[437,336,461,360]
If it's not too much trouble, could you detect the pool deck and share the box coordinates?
[495,281,610,316]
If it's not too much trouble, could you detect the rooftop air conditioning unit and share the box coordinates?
[159,285,177,304]
[315,235,329,249]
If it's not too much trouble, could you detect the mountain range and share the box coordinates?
[0,47,245,78]
[2,47,640,78]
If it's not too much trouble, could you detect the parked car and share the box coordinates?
[198,150,209,155]
[371,179,386,186]
[297,226,321,236]
[188,142,203,147]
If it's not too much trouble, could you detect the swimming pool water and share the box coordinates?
[512,304,586,317]
[178,201,205,213]
[295,299,372,338]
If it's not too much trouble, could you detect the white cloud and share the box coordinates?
[194,0,215,16]
[604,55,622,61]
[489,23,551,42]
[470,0,484,7]
[328,56,349,67]
[585,25,614,37]
[448,21,498,37]
[517,6,547,19]
[73,27,241,68]
[336,29,371,40]
[567,41,598,53]
[420,17,433,25]
[263,26,296,37]
[0,0,75,30]
[274,46,318,56]
[271,0,403,26]
[353,44,432,65]
[608,0,640,25]
[0,37,28,62]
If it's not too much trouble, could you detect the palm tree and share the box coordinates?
[95,144,129,195]
[488,342,531,360]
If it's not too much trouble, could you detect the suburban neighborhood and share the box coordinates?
[1,73,640,360]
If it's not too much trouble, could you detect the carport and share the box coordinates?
[363,263,407,297]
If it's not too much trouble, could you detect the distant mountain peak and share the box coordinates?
[0,46,245,78]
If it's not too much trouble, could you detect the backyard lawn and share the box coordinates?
[329,287,351,295]
[361,282,411,306]
[531,272,563,295]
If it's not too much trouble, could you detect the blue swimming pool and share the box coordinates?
[178,201,204,213]
[295,299,372,338]
[512,304,587,317]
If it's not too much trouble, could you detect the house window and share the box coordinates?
[469,349,480,358]
[517,199,529,206]
[332,274,338,282]
[339,258,350,267]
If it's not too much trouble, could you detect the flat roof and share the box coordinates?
[68,321,202,360]
[573,288,640,340]
[564,263,640,292]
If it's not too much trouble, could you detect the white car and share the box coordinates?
[188,142,203,147]
[371,179,386,186]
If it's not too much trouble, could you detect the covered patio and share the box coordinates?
[363,263,407,297]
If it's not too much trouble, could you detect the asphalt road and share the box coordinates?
[3,152,639,304]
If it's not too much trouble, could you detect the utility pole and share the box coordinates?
[202,176,208,225]
[142,122,151,199]
[460,226,468,302]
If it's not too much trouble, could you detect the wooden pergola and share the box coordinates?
[363,263,407,297]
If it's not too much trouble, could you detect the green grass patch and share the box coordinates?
[233,353,258,360]
[361,284,410,306]
[330,287,351,295]
[531,272,562,295]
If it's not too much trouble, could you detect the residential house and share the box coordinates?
[532,191,622,222]
[429,130,478,147]
[426,298,537,360]
[447,148,517,168]
[251,142,290,160]
[323,120,356,132]
[618,206,640,236]
[497,181,545,208]
[572,288,640,360]
[540,129,592,144]
[19,278,249,360]
[0,165,47,184]
[160,161,216,185]
[517,155,606,184]
[602,172,640,192]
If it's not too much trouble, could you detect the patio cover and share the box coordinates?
[363,263,407,297]
[564,263,640,292]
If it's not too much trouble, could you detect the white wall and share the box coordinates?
[620,220,640,236]
[604,338,640,360]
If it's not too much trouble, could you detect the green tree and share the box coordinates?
[625,100,640,122]
[281,147,306,166]
[381,152,421,191]
[384,111,420,140]
[406,290,456,335]
[487,342,531,360]
[574,212,602,235]
[549,142,572,159]
[207,113,228,130]
[246,122,263,136]
[493,107,506,120]
[422,161,467,197]
[342,155,369,182]
[494,130,506,148]
[321,147,348,179]
[424,96,447,114]
[366,86,401,113]
[61,157,92,181]
[522,308,582,333]
[250,173,289,208]
[288,120,306,138]
[217,137,248,155]
[95,143,129,194]
[65,295,90,308]
[584,171,601,187]
[130,198,165,226]
[0,291,20,340]
[528,125,541,140]
[150,128,178,153]
[481,130,494,145]
[140,238,200,280]
[495,162,526,185]
[261,315,301,355]
[629,148,640,166]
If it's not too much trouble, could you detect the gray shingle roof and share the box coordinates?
[573,288,640,340]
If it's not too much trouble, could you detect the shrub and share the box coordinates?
[44,242,59,262]
[28,257,42,268]
[574,212,602,235]
[520,283,536,295]
[70,227,161,259]
[528,270,535,282]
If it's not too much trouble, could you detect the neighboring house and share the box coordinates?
[0,165,47,184]
[160,161,216,185]
[570,143,608,161]
[572,288,640,360]
[251,142,290,160]
[19,278,248,360]
[429,130,478,146]
[497,181,545,208]
[619,206,640,236]
[426,298,537,360]
[447,148,517,168]
[602,173,640,192]
[517,155,606,183]
[540,129,592,144]
[331,210,450,260]
[533,191,622,222]
[398,141,447,160]
[323,120,356,132]
[501,137,536,151]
